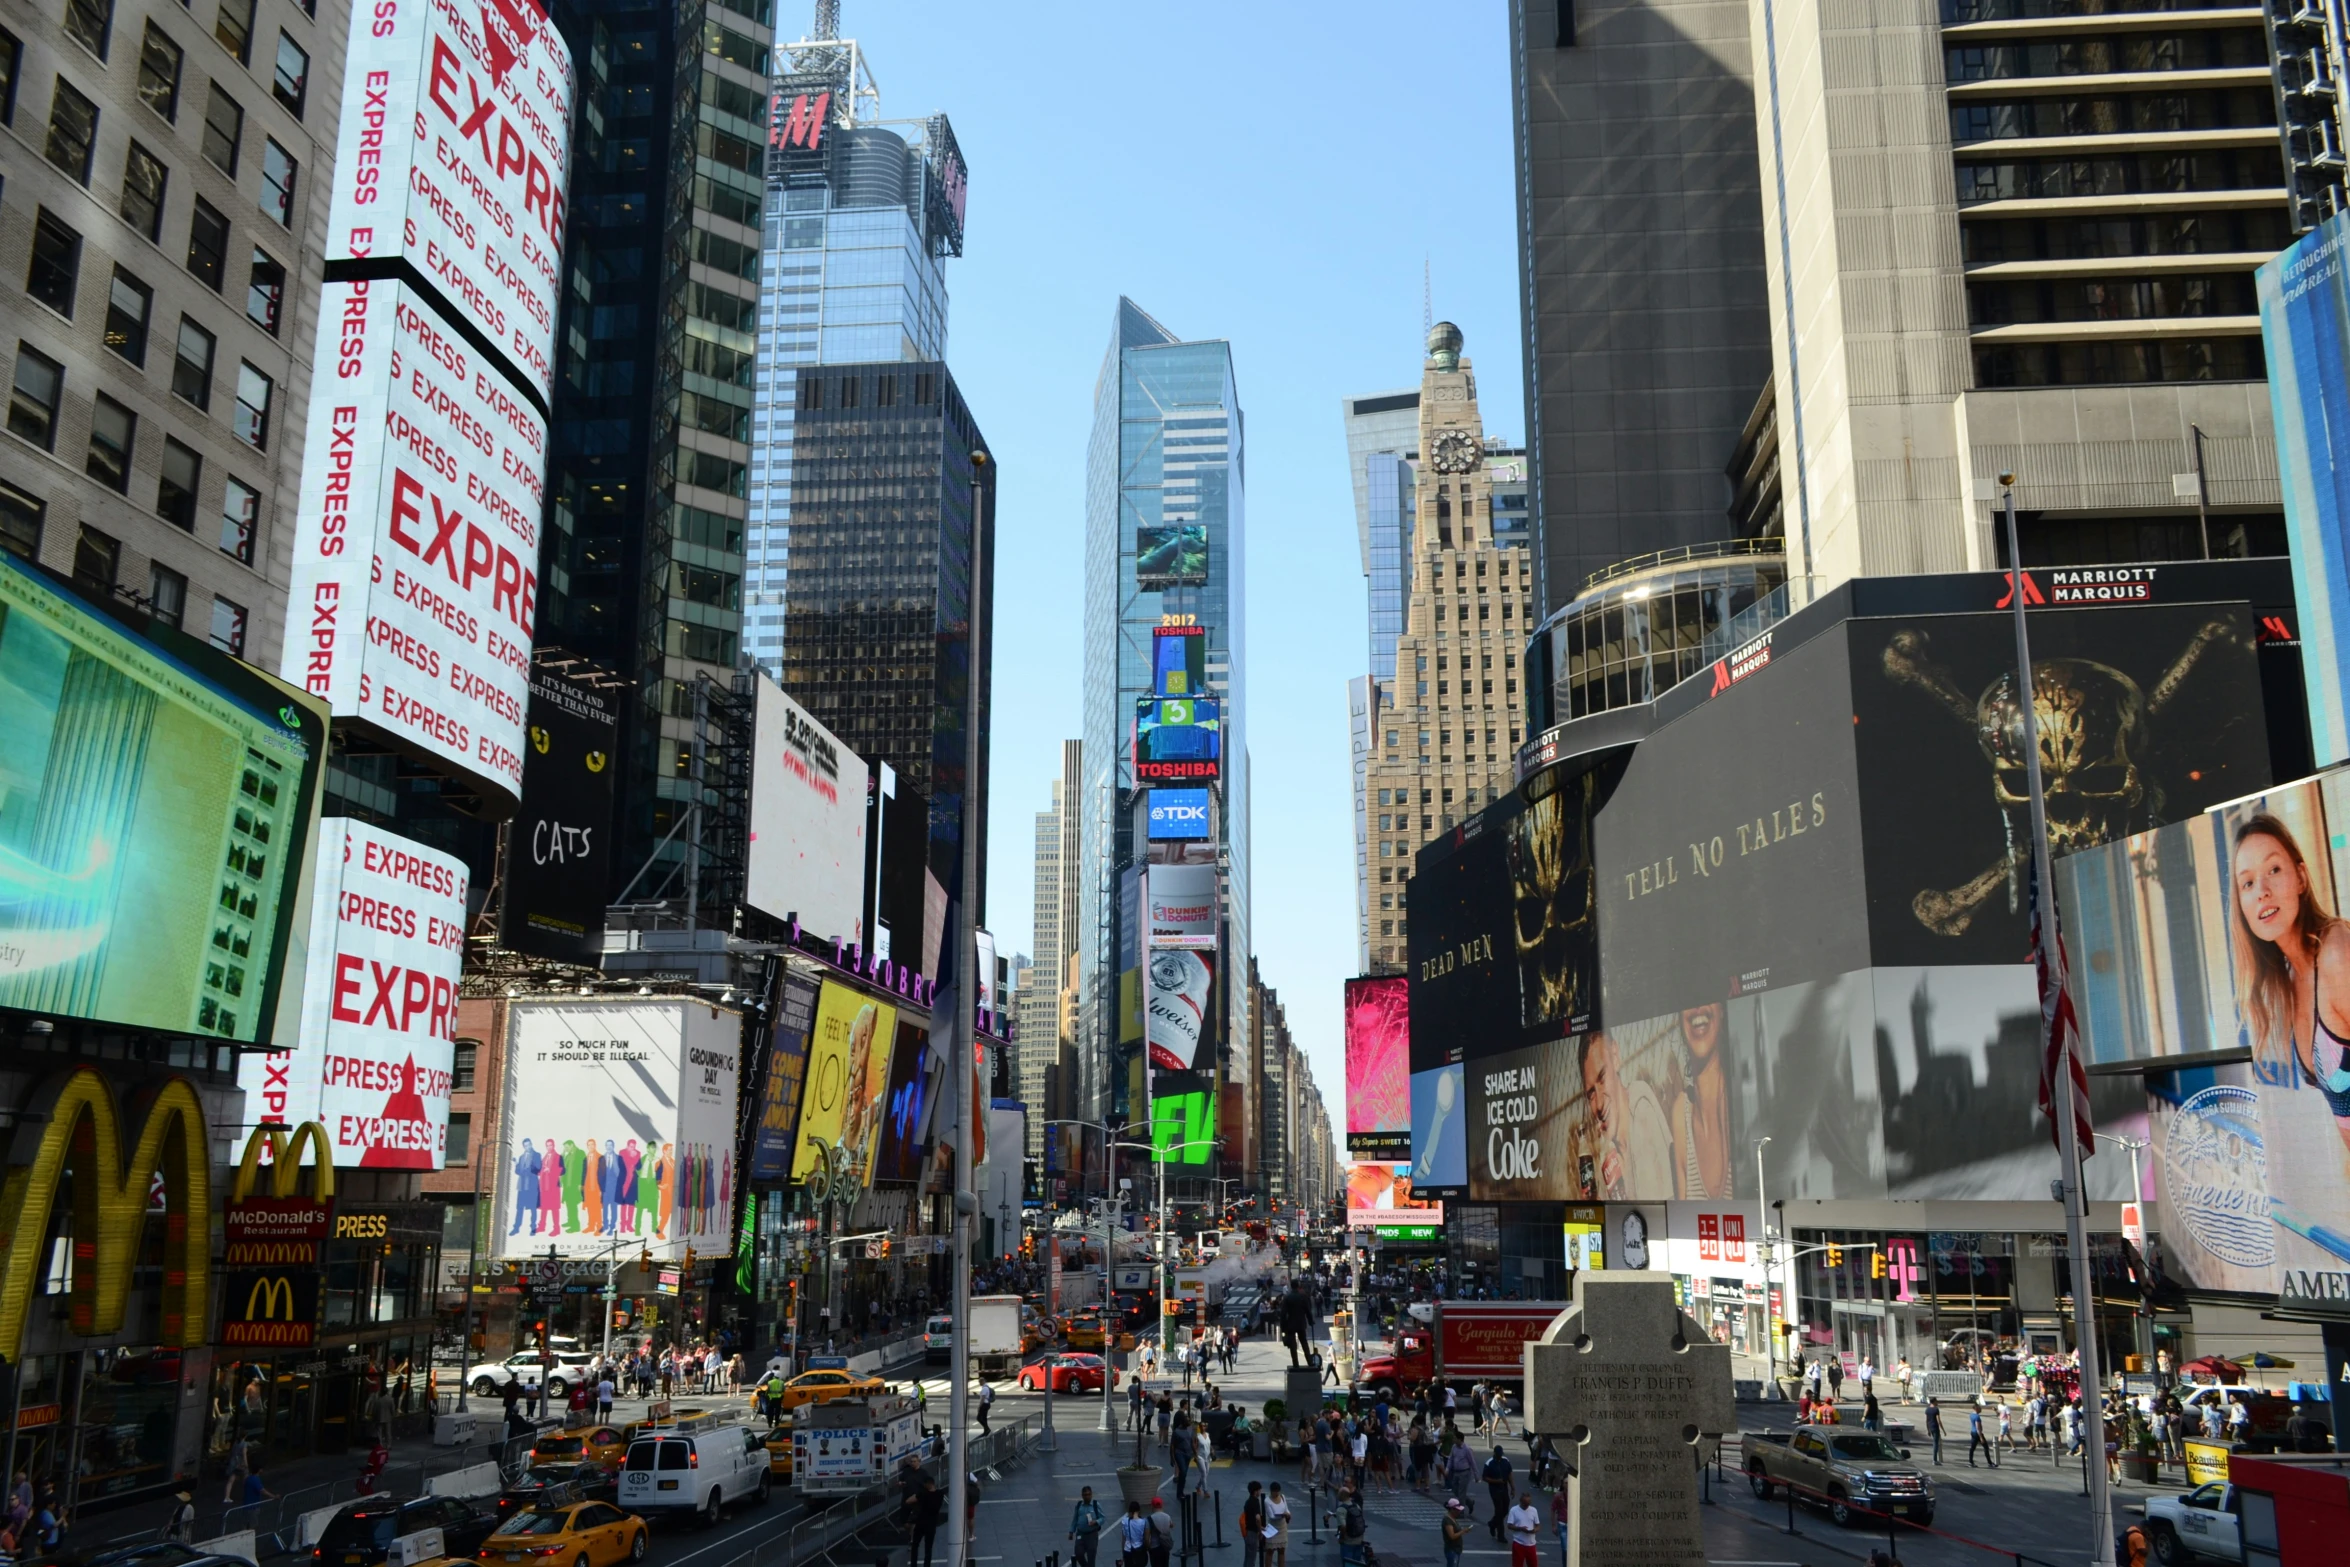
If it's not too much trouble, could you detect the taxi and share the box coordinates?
[474,1501,647,1567]
[775,1368,884,1411]
[618,1407,719,1442]
[1062,1314,1108,1351]
[529,1427,628,1472]
[761,1428,794,1481]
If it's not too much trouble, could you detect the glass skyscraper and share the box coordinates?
[1080,300,1249,1131]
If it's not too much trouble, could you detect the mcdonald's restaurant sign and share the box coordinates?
[217,1121,335,1348]
[0,1069,211,1364]
[218,1270,322,1347]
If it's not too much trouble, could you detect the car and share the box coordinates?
[475,1500,649,1567]
[922,1314,956,1363]
[616,1423,771,1526]
[530,1427,629,1472]
[473,1353,601,1401]
[776,1368,884,1411]
[761,1430,794,1481]
[1062,1315,1108,1351]
[89,1548,251,1567]
[1743,1427,1935,1529]
[1018,1353,1117,1395]
[2176,1386,2294,1450]
[312,1497,499,1567]
[493,1466,619,1528]
[2146,1482,2244,1564]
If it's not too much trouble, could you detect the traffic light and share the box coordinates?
[640,1247,653,1272]
[684,1246,697,1271]
[1825,1243,1844,1269]
[1870,1251,1887,1281]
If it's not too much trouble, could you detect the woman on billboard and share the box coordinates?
[2230,809,2350,1264]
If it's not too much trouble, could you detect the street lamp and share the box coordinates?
[2096,1131,2155,1363]
[1046,1119,1127,1437]
[1753,1137,1775,1394]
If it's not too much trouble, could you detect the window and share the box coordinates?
[73,524,119,594]
[446,1112,471,1165]
[271,32,306,115]
[214,0,253,63]
[245,248,282,333]
[259,140,295,225]
[218,475,257,561]
[208,595,246,654]
[121,140,169,240]
[0,479,43,559]
[186,197,228,289]
[0,29,20,126]
[26,209,82,316]
[158,437,200,528]
[64,0,113,58]
[9,346,62,449]
[86,395,135,492]
[137,22,181,118]
[148,562,185,627]
[452,1039,479,1092]
[232,362,271,449]
[46,77,99,183]
[172,316,215,405]
[201,83,240,174]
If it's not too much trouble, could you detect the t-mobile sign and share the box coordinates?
[240,819,468,1169]
[284,277,546,802]
[324,0,574,400]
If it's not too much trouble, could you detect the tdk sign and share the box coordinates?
[1147,788,1212,840]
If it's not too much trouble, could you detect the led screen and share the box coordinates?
[500,658,619,965]
[747,677,870,943]
[1345,976,1410,1158]
[794,981,897,1181]
[1136,525,1209,590]
[746,973,822,1182]
[1145,949,1214,1071]
[1346,1162,1443,1227]
[1151,1084,1215,1166]
[1147,788,1212,840]
[2259,211,2350,763]
[1153,626,1208,696]
[1147,863,1217,950]
[1135,695,1222,782]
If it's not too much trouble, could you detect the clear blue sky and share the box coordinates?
[835,2,1523,1116]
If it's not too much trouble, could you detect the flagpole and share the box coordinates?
[2002,476,2113,1567]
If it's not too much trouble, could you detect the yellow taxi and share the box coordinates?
[475,1500,647,1567]
[1063,1314,1107,1351]
[761,1428,794,1481]
[775,1368,884,1411]
[619,1407,719,1442]
[1021,1312,1061,1353]
[528,1426,628,1472]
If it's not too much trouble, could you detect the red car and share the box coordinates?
[1018,1353,1118,1394]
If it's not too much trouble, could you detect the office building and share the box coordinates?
[1360,324,1534,974]
[1509,0,1774,612]
[1748,0,2288,583]
[1080,297,1250,1129]
[3,0,342,662]
[776,359,993,913]
[1019,739,1082,1161]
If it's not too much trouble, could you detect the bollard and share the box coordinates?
[1307,1485,1321,1545]
[1784,1481,1799,1536]
[1212,1489,1227,1548]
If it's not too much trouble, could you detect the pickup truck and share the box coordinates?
[1744,1426,1936,1528]
[2176,1386,2293,1452]
[1357,1301,1568,1393]
[2145,1482,2243,1565]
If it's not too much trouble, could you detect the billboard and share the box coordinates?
[746,972,821,1182]
[499,999,741,1257]
[1408,1063,1467,1194]
[1146,788,1212,840]
[1345,1162,1442,1227]
[1136,525,1209,590]
[2259,211,2350,764]
[243,820,467,1168]
[0,551,324,1042]
[1153,625,1208,696]
[322,0,575,400]
[500,657,619,964]
[1134,696,1222,782]
[1144,949,1214,1072]
[870,1019,936,1185]
[1345,976,1410,1158]
[1147,863,1218,950]
[793,980,897,1181]
[280,278,547,807]
[1150,1083,1215,1165]
[747,678,870,943]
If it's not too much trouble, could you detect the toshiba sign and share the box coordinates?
[283,277,544,802]
[325,0,574,401]
[239,819,468,1169]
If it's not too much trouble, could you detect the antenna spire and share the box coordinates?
[1422,258,1431,337]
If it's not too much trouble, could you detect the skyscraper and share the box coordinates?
[1019,739,1082,1162]
[1081,299,1249,1133]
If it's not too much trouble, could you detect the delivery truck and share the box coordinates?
[969,1293,1024,1378]
[1356,1301,1569,1393]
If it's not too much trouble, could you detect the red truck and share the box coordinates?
[1357,1301,1569,1394]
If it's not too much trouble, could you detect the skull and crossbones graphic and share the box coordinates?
[1881,618,2242,937]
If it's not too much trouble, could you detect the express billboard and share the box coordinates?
[324,0,575,401]
[1345,976,1410,1158]
[280,277,547,808]
[1147,863,1218,950]
[499,999,741,1258]
[241,819,467,1169]
[0,551,324,1043]
[2259,211,2350,765]
[499,657,618,964]
[747,678,870,944]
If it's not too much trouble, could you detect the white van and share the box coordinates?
[617,1422,770,1525]
[923,1314,955,1363]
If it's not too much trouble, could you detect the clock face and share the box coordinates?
[1431,430,1479,474]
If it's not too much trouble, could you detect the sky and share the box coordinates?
[833,2,1525,1123]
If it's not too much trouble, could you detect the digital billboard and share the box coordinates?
[1346,1162,1442,1227]
[870,1019,936,1185]
[280,278,547,808]
[322,0,575,400]
[1147,863,1218,950]
[747,678,870,944]
[1134,695,1222,782]
[1147,788,1212,840]
[499,999,741,1258]
[1145,949,1213,1072]
[1150,1082,1216,1165]
[500,657,619,965]
[1153,625,1208,696]
[2259,211,2350,765]
[1136,525,1209,590]
[793,980,896,1181]
[1345,976,1410,1158]
[243,820,467,1169]
[0,551,324,1043]
[746,972,821,1182]
[1408,1064,1467,1195]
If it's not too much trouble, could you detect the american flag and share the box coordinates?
[2030,859,2092,1157]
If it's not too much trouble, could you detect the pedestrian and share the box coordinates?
[1966,1402,1996,1468]
[161,1490,196,1543]
[1996,1401,2014,1456]
[1549,1477,1570,1566]
[1444,1435,1476,1510]
[1504,1488,1541,1567]
[221,1432,251,1504]
[1482,1446,1514,1542]
[905,1473,943,1567]
[1264,1483,1292,1567]
[1171,1418,1197,1499]
[1158,1391,1175,1451]
[1862,1393,1882,1432]
[1239,1481,1265,1567]
[1896,1357,1912,1401]
[1120,1503,1151,1567]
[1440,1497,1469,1567]
[1925,1398,1944,1465]
[597,1372,616,1423]
[1826,1358,1845,1405]
[1069,1485,1106,1567]
[1858,1356,1874,1399]
[1148,1495,1175,1567]
[237,1458,274,1512]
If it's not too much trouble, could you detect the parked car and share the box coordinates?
[312,1497,499,1567]
[473,1353,600,1401]
[2145,1482,2244,1564]
[616,1423,770,1526]
[2177,1387,2294,1451]
[1017,1353,1116,1395]
[1743,1427,1935,1528]
[475,1500,647,1567]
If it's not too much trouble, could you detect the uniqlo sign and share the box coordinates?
[1697,1214,1720,1261]
[281,277,544,802]
[239,820,467,1169]
[325,0,574,400]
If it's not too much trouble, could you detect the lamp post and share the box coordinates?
[2096,1132,2154,1365]
[945,446,990,1567]
[1753,1136,1774,1395]
[1045,1118,1126,1436]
